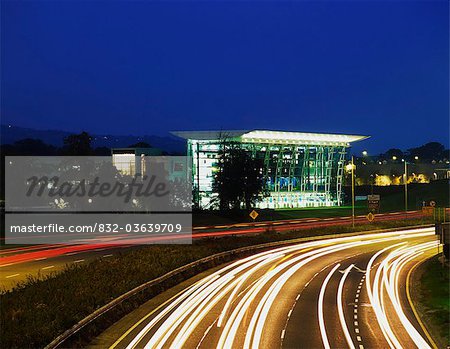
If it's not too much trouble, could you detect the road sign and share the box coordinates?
[249,210,259,221]
[367,194,380,212]
[366,212,375,222]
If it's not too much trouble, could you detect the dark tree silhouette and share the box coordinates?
[128,141,152,148]
[62,131,93,155]
[213,141,267,210]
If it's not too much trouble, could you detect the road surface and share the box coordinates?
[92,226,438,349]
[0,210,429,290]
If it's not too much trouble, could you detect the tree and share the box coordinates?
[383,148,404,160]
[213,141,267,210]
[407,142,447,161]
[128,141,152,148]
[62,131,93,155]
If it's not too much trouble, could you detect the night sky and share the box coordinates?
[2,1,448,153]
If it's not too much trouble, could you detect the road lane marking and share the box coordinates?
[318,263,341,349]
[42,265,54,270]
[355,328,359,333]
[0,263,13,268]
[34,257,47,261]
[406,256,439,349]
[337,264,356,349]
[281,329,286,339]
[103,254,113,258]
[66,252,79,256]
[357,336,362,342]
[74,259,84,263]
[359,345,364,349]
[5,273,20,278]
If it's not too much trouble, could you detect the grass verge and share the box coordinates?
[414,255,449,348]
[0,219,431,348]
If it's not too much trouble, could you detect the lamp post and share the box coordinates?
[351,156,355,228]
[345,157,356,228]
[403,159,408,218]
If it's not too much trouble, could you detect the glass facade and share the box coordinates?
[173,130,368,209]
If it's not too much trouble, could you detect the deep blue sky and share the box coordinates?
[2,1,448,153]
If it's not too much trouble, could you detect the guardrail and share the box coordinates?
[45,224,433,348]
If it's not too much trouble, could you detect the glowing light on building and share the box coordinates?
[172,130,368,209]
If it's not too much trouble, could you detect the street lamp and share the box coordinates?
[392,156,397,161]
[346,157,356,228]
[362,150,368,157]
[402,159,408,218]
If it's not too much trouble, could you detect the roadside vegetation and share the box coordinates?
[414,255,449,348]
[0,219,432,348]
[193,180,449,226]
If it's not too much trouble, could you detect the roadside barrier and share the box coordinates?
[45,224,432,348]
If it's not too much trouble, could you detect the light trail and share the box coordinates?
[110,227,436,349]
[337,264,356,349]
[318,263,341,349]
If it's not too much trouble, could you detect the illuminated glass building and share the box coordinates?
[172,130,368,209]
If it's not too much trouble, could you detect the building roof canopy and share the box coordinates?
[172,129,368,145]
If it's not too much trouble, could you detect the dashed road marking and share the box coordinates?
[74,259,85,263]
[281,329,286,339]
[42,265,54,270]
[355,328,360,334]
[357,336,362,342]
[0,263,13,268]
[34,257,47,261]
[103,254,113,258]
[5,273,20,278]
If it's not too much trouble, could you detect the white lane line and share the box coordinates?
[42,265,54,270]
[34,257,47,261]
[319,263,341,349]
[0,263,13,268]
[195,322,214,349]
[354,321,358,326]
[355,328,360,333]
[354,314,358,319]
[74,259,85,263]
[296,294,300,301]
[357,336,362,342]
[5,273,20,278]
[66,252,79,256]
[281,329,286,339]
[355,298,359,302]
[288,309,293,318]
[354,308,358,313]
[103,254,113,258]
[359,345,364,349]
[337,264,356,349]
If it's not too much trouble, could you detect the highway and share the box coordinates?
[97,227,439,349]
[0,210,427,290]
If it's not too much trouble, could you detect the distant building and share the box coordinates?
[112,147,163,176]
[172,130,368,209]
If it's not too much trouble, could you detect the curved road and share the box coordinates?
[0,210,427,289]
[98,227,438,349]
